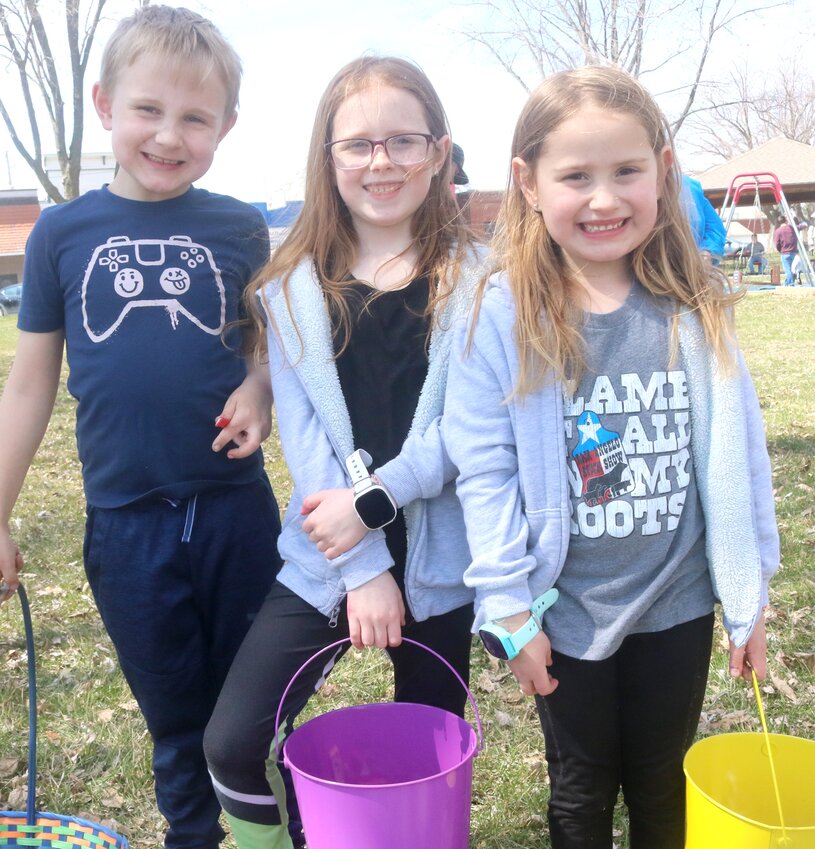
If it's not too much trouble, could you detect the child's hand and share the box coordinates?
[0,528,23,604]
[728,611,767,682]
[346,571,405,649]
[301,489,368,559]
[211,378,272,459]
[507,627,559,697]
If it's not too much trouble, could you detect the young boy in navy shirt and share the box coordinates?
[0,8,282,849]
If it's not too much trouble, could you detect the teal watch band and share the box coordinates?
[478,588,559,661]
[531,588,559,621]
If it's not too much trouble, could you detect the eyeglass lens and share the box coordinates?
[331,134,431,169]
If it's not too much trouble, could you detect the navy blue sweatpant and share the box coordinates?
[84,477,282,849]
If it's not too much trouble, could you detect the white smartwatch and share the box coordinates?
[345,449,398,530]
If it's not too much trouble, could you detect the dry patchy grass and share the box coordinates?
[1,291,813,849]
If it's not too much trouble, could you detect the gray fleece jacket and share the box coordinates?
[263,250,485,621]
[443,274,779,648]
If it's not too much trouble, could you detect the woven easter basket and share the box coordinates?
[1,584,129,849]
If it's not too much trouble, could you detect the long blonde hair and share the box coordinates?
[246,56,473,358]
[485,65,739,396]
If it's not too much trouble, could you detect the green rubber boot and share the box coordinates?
[224,813,294,849]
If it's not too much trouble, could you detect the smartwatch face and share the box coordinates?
[355,487,397,530]
[478,628,510,660]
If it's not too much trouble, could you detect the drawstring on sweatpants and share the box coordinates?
[159,495,199,542]
[182,494,198,543]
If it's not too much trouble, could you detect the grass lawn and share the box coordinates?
[1,291,814,849]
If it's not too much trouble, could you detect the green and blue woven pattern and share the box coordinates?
[0,812,128,849]
[1,588,129,849]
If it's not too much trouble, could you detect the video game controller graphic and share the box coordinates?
[81,235,227,342]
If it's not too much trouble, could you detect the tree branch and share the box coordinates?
[0,0,118,201]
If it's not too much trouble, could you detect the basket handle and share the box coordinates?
[2,583,38,824]
[273,637,484,760]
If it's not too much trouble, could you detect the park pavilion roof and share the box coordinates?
[696,137,815,206]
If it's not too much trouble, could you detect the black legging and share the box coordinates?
[203,579,473,830]
[536,612,715,849]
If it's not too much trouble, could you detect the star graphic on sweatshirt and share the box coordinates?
[577,413,602,446]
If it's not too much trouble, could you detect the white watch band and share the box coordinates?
[345,449,373,491]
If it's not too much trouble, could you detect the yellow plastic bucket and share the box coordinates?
[684,732,815,848]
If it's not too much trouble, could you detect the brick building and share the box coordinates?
[0,189,40,289]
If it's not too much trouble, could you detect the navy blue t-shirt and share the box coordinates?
[19,186,270,507]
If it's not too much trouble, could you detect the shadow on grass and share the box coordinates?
[767,434,815,455]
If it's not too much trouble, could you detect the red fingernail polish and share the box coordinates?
[215,416,231,429]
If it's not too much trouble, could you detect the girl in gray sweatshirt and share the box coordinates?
[204,56,484,849]
[444,65,779,849]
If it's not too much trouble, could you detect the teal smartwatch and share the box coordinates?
[478,588,559,661]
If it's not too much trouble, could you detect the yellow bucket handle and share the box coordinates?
[751,667,789,846]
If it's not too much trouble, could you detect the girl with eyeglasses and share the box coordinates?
[204,56,484,849]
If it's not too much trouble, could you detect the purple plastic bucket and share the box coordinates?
[275,638,483,849]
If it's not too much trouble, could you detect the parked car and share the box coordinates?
[0,283,22,316]
[723,238,750,259]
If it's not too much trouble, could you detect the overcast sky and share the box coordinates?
[0,0,809,205]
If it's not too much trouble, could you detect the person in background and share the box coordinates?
[444,65,779,849]
[451,142,470,191]
[774,218,798,286]
[796,218,809,250]
[0,8,283,849]
[748,233,767,274]
[450,141,472,219]
[681,174,726,264]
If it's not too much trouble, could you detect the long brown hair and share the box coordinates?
[483,64,739,396]
[246,56,473,358]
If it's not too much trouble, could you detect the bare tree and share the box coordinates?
[461,0,789,135]
[685,63,815,163]
[0,0,142,203]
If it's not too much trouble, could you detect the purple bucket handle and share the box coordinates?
[274,637,484,761]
